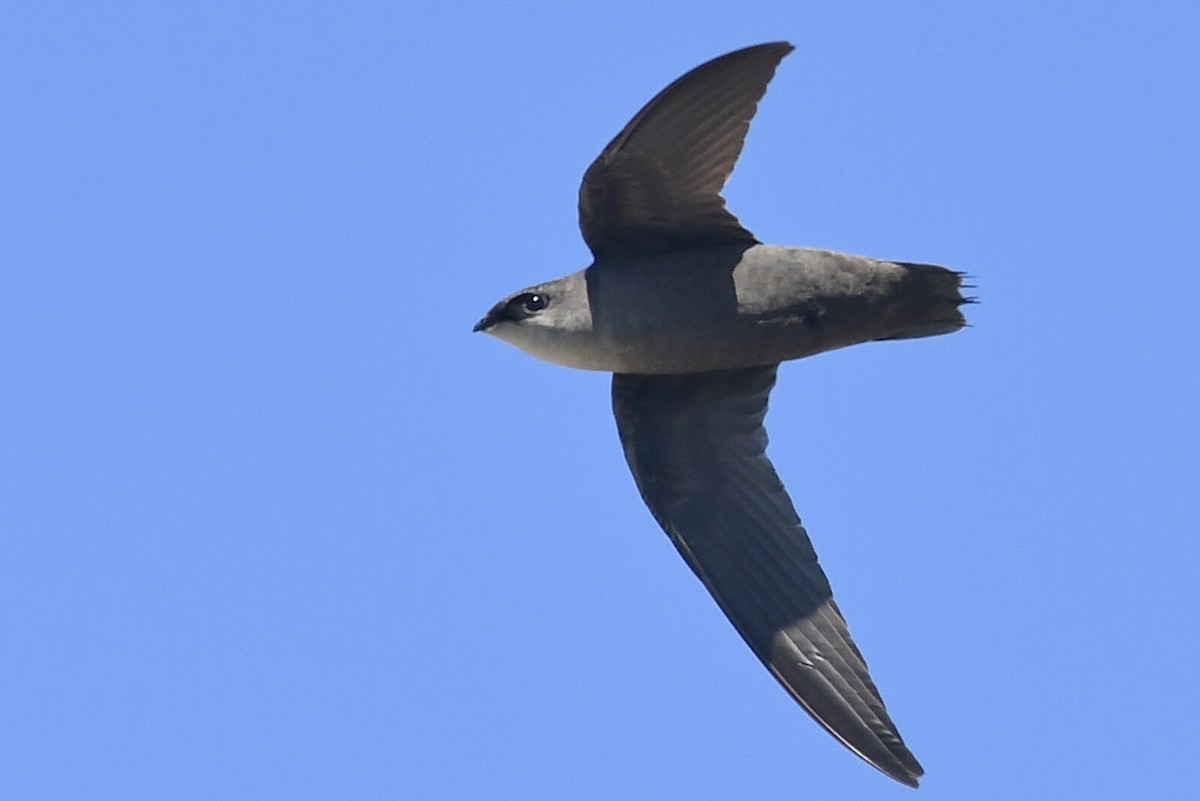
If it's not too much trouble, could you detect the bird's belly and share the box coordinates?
[596,315,833,374]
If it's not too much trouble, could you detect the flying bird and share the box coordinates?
[474,42,967,788]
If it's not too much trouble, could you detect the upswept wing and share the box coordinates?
[579,42,793,256]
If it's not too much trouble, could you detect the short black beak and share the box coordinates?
[473,300,507,333]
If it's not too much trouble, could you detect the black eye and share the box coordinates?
[516,293,548,314]
[504,292,550,322]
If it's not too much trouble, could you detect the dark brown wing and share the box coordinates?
[612,367,923,788]
[579,42,793,257]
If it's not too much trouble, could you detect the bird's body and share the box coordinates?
[475,41,968,788]
[484,244,964,374]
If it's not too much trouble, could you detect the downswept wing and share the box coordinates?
[579,42,793,257]
[612,367,923,788]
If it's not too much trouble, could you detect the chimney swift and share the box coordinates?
[474,41,968,788]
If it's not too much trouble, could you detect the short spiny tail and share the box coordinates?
[878,261,972,341]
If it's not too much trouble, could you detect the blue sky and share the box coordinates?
[4,1,1199,798]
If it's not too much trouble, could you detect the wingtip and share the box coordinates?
[733,40,796,63]
[752,40,795,53]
